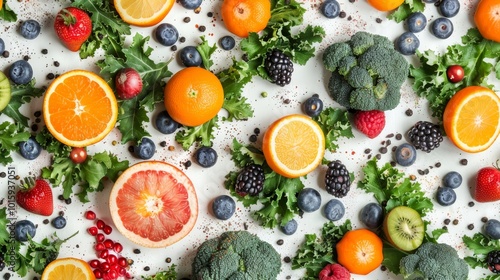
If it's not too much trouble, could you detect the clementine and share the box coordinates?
[114,0,175,27]
[474,0,500,43]
[367,0,404,11]
[336,228,384,275]
[221,0,271,38]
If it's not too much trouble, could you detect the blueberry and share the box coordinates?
[0,38,5,54]
[195,146,218,168]
[320,0,340,19]
[155,110,179,134]
[9,60,33,85]
[133,137,156,159]
[51,216,67,229]
[395,143,417,166]
[281,219,298,235]
[396,32,420,55]
[154,23,179,47]
[179,46,202,67]
[360,202,384,229]
[443,171,462,189]
[439,0,460,18]
[303,95,323,117]
[323,199,345,221]
[212,195,235,220]
[431,18,454,39]
[20,19,41,40]
[435,187,456,206]
[18,136,42,160]
[179,0,202,9]
[297,188,321,213]
[219,35,236,51]
[484,219,500,240]
[14,220,36,242]
[406,12,427,33]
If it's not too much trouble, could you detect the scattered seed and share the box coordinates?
[54,61,60,67]
[198,25,206,32]
[159,141,167,147]
[179,37,186,43]
[405,109,413,116]
[183,17,190,23]
[2,51,9,58]
[460,159,468,165]
[375,154,381,160]
[283,256,291,263]
[283,98,291,104]
[144,266,150,271]
[444,218,450,225]
[379,147,388,154]
[58,195,64,200]
[46,73,55,80]
[184,160,192,169]
[194,6,201,13]
[468,224,475,230]
[207,12,213,17]
[409,174,416,180]
[43,219,49,224]
[386,133,394,138]
[249,135,257,142]
[442,225,448,230]
[482,217,488,223]
[34,111,42,117]
[168,146,175,151]
[0,172,5,178]
[41,49,48,54]
[243,222,248,230]
[170,45,177,51]
[133,249,141,254]
[165,257,171,263]
[390,161,396,167]
[347,15,352,20]
[276,239,284,246]
[254,128,261,135]
[392,146,397,152]
[364,148,371,154]
[59,211,64,216]
[23,55,30,61]
[31,124,38,132]
[261,91,268,97]
[468,201,475,207]
[435,162,441,168]
[395,133,402,140]
[417,169,424,175]
[376,18,382,23]
[339,11,346,18]
[380,266,387,271]
[64,198,71,205]
[453,219,459,225]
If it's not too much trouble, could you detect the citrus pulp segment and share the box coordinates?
[109,161,198,248]
[114,0,175,27]
[41,257,95,280]
[443,86,500,153]
[262,114,325,178]
[0,71,11,112]
[42,70,118,147]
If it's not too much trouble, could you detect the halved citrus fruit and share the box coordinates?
[109,161,198,248]
[336,228,384,275]
[443,86,500,153]
[114,0,175,27]
[41,257,95,280]
[262,114,325,178]
[43,70,118,147]
[221,0,271,38]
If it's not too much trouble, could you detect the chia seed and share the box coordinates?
[64,198,71,205]
[171,45,177,51]
[390,161,396,167]
[184,160,192,169]
[453,219,459,225]
[58,194,64,200]
[133,249,141,254]
[0,172,5,178]
[364,148,371,154]
[468,201,475,207]
[41,49,48,54]
[395,133,402,140]
[198,25,206,32]
[54,61,60,67]
[468,224,474,230]
[376,18,382,23]
[183,17,190,23]
[179,37,186,43]
[379,147,388,154]
[460,159,468,165]
[375,154,381,160]
[405,109,413,116]
[339,11,346,18]
[386,140,391,146]
[46,73,55,80]
[2,51,9,58]
[435,162,441,168]
[249,134,257,142]
[59,211,64,216]
[43,219,49,224]
[283,99,291,104]
[380,266,387,271]
[444,218,450,225]
[23,55,30,61]
[482,217,488,223]
[254,128,260,135]
[276,239,284,245]
[34,111,41,117]
[128,146,134,153]
[392,146,397,152]
[207,12,213,17]
[386,133,394,138]
[144,266,150,271]
[442,225,448,230]
[165,257,171,263]
[283,256,291,263]
[159,141,167,147]
[31,124,38,132]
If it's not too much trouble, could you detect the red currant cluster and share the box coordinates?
[85,210,131,280]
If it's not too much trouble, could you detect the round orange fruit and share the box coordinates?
[336,228,384,275]
[474,0,500,43]
[367,0,404,11]
[443,86,500,153]
[221,0,271,38]
[114,0,175,27]
[164,67,224,127]
[262,114,325,178]
[109,161,198,248]
[43,70,118,147]
[41,257,95,280]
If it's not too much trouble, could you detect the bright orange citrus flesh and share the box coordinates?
[443,86,500,153]
[0,0,3,11]
[262,114,325,178]
[43,70,118,147]
[336,229,384,275]
[41,258,95,280]
[109,161,198,248]
[367,0,404,11]
[114,0,175,27]
[474,0,500,43]
[164,67,224,127]
[221,0,271,38]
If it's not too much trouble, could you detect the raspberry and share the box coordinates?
[318,263,351,280]
[353,110,385,138]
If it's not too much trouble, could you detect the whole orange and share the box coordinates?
[221,0,271,38]
[474,0,500,42]
[367,0,404,11]
[164,67,224,127]
[336,228,384,275]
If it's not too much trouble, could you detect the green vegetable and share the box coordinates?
[312,107,353,152]
[292,220,352,280]
[0,1,17,22]
[0,121,30,165]
[192,231,281,279]
[141,264,177,280]
[410,28,500,120]
[463,232,500,271]
[388,0,425,23]
[323,31,409,111]
[399,242,468,280]
[1,80,44,128]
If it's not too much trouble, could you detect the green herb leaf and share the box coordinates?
[0,2,17,22]
[1,80,44,128]
[388,0,425,23]
[141,264,177,280]
[25,231,78,274]
[463,232,500,269]
[0,121,30,166]
[218,59,255,121]
[175,117,218,150]
[197,36,217,70]
[313,107,354,152]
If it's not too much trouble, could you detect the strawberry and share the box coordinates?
[473,163,500,202]
[318,263,351,280]
[353,110,385,138]
[54,7,92,52]
[16,177,53,216]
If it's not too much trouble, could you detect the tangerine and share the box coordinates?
[474,0,500,43]
[164,67,224,127]
[221,0,271,38]
[367,0,404,11]
[41,257,95,280]
[114,0,175,27]
[336,228,384,275]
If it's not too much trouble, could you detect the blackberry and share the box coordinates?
[487,250,500,273]
[264,50,294,87]
[325,160,351,197]
[235,164,265,196]
[407,121,443,152]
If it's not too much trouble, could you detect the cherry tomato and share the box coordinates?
[70,147,87,164]
[446,65,465,83]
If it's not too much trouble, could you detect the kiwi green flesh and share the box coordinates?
[383,206,424,252]
[0,72,11,112]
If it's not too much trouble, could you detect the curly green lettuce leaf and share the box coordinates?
[313,107,353,152]
[218,59,255,121]
[141,265,177,280]
[1,80,44,127]
[175,117,218,151]
[197,36,217,70]
[0,121,30,165]
[0,2,17,22]
[388,0,425,23]
[463,232,500,270]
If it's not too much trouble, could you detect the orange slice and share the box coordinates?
[114,0,175,27]
[262,114,325,178]
[367,0,405,11]
[43,70,118,147]
[443,85,500,153]
[109,161,198,248]
[41,258,95,280]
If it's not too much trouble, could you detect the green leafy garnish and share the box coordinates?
[141,265,177,280]
[292,220,352,279]
[0,121,30,165]
[410,28,500,120]
[1,80,45,128]
[388,0,425,23]
[313,107,353,152]
[0,1,17,22]
[463,232,500,270]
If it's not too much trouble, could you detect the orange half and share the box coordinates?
[41,258,95,280]
[114,0,175,27]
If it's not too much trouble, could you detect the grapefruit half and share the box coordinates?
[109,161,198,248]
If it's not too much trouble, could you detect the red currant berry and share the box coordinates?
[88,226,98,236]
[100,261,110,272]
[93,269,103,279]
[103,225,113,235]
[107,269,118,280]
[89,259,100,268]
[106,254,117,265]
[113,242,123,253]
[85,210,96,220]
[70,147,87,164]
[95,243,106,251]
[104,239,114,249]
[118,257,128,268]
[96,233,105,243]
[96,219,105,229]
[99,249,109,259]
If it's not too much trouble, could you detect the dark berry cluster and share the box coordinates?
[487,250,500,273]
[235,164,265,196]
[408,121,443,152]
[325,160,351,197]
[264,50,294,87]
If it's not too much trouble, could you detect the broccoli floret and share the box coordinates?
[192,231,281,280]
[328,71,352,108]
[322,42,352,72]
[337,56,357,76]
[349,31,374,55]
[372,34,394,50]
[399,242,469,280]
[346,66,373,89]
[358,45,409,86]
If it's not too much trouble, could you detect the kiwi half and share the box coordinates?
[383,205,424,251]
[0,71,11,112]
